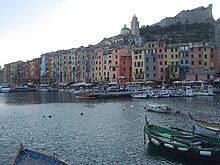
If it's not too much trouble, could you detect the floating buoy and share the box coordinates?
[48,115,52,118]
[80,113,84,116]
[131,105,134,109]
[144,106,146,109]
[175,110,181,113]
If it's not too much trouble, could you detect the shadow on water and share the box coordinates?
[145,143,220,165]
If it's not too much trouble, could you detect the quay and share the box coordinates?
[94,91,134,99]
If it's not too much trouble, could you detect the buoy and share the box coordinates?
[131,105,134,109]
[80,113,84,116]
[164,143,174,149]
[151,138,160,146]
[48,115,52,118]
[144,106,146,109]
[200,150,211,156]
[175,110,181,113]
[178,147,189,152]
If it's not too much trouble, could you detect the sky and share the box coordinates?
[0,0,220,68]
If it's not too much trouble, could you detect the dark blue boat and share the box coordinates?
[12,144,68,165]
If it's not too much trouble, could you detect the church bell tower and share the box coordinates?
[131,14,140,35]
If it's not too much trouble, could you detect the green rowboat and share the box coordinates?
[144,118,220,161]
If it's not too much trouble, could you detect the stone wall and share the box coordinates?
[154,4,215,27]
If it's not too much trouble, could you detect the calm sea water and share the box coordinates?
[0,91,220,165]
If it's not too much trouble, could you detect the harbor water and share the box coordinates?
[0,91,220,165]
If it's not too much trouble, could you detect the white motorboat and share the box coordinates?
[0,85,11,93]
[145,103,172,113]
[131,92,148,99]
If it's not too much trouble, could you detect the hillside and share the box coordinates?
[140,22,215,43]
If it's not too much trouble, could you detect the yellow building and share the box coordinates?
[131,47,145,82]
[164,45,179,82]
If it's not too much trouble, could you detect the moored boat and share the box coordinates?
[189,113,220,139]
[144,118,220,162]
[12,144,68,165]
[144,104,172,113]
[131,92,148,99]
[0,85,11,93]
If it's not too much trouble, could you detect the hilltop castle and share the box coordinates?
[153,4,215,27]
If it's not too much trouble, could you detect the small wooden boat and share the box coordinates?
[144,118,220,162]
[75,92,96,99]
[189,113,220,139]
[12,144,68,165]
[144,104,172,113]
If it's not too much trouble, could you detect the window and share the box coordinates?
[165,54,167,58]
[199,54,202,58]
[204,62,207,66]
[185,60,188,64]
[153,57,156,62]
[153,73,156,77]
[153,66,156,70]
[139,55,142,59]
[171,55,174,58]
[160,61,162,65]
[204,54,207,58]
[191,61,194,65]
[146,57,149,62]
[161,68,163,72]
[181,60,183,64]
[199,61,202,65]
[165,61,167,65]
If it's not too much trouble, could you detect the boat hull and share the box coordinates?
[144,123,220,162]
[12,146,68,165]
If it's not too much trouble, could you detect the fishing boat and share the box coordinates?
[12,144,68,165]
[144,118,220,161]
[75,91,96,99]
[189,113,220,139]
[144,104,172,113]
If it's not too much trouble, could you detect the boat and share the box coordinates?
[131,92,148,99]
[144,118,220,162]
[0,85,11,93]
[144,103,172,113]
[193,85,215,96]
[189,113,220,139]
[75,92,96,99]
[12,144,68,165]
[147,90,159,98]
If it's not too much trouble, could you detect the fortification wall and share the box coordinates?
[154,4,215,27]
